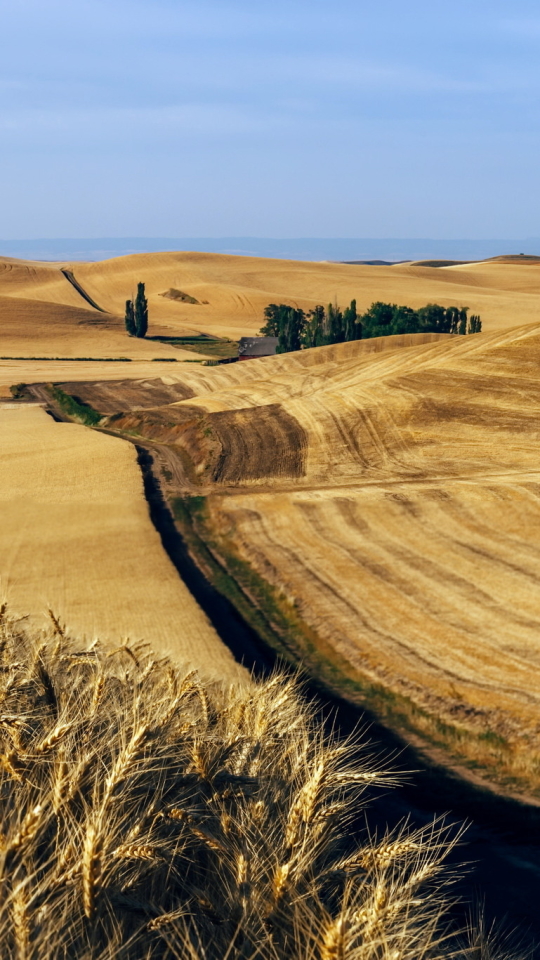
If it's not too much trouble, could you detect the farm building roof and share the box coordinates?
[238,337,278,358]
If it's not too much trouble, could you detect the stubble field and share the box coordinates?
[91,319,540,790]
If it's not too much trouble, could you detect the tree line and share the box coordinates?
[260,301,482,353]
[125,282,149,338]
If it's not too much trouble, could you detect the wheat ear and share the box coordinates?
[35,722,72,754]
[11,883,30,960]
[321,915,347,960]
[82,824,102,920]
[9,805,43,853]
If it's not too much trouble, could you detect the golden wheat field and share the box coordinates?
[86,319,540,788]
[5,250,540,787]
[71,252,540,337]
[2,252,540,363]
[0,404,241,681]
[0,611,471,960]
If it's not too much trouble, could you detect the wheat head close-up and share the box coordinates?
[0,605,490,960]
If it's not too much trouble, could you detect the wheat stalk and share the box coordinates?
[103,724,148,800]
[1,750,26,784]
[113,843,163,861]
[285,760,326,849]
[0,615,487,960]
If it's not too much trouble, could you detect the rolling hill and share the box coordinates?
[3,250,540,790]
[68,322,540,793]
[1,251,540,362]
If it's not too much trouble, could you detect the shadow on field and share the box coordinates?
[137,443,540,954]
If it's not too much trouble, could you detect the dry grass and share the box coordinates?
[0,606,487,960]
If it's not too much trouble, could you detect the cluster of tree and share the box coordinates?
[360,302,482,339]
[260,300,362,353]
[125,282,148,338]
[260,300,481,353]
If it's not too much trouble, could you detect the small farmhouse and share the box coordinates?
[238,336,279,360]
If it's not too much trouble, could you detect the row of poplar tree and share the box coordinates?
[260,300,482,354]
[124,282,149,338]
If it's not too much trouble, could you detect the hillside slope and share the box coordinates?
[79,323,540,791]
[73,251,540,338]
[2,251,539,362]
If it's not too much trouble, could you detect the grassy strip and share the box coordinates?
[173,494,540,795]
[151,338,239,359]
[46,384,103,426]
[173,496,290,656]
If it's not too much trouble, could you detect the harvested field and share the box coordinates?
[5,249,540,788]
[0,360,200,399]
[0,404,242,681]
[0,294,211,362]
[70,251,540,337]
[2,251,540,364]
[82,322,540,790]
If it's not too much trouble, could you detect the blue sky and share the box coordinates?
[1,0,539,238]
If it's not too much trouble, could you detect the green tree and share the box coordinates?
[343,299,361,341]
[260,304,281,337]
[457,307,468,336]
[134,282,149,338]
[124,299,136,336]
[302,305,326,348]
[277,306,305,353]
[468,314,482,334]
[417,303,448,333]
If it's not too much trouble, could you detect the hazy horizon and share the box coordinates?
[1,236,540,264]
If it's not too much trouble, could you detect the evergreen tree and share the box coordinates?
[134,282,149,338]
[124,299,136,336]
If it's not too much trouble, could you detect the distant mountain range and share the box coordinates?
[1,237,540,263]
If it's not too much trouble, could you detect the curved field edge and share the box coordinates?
[172,494,540,799]
[31,380,540,801]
